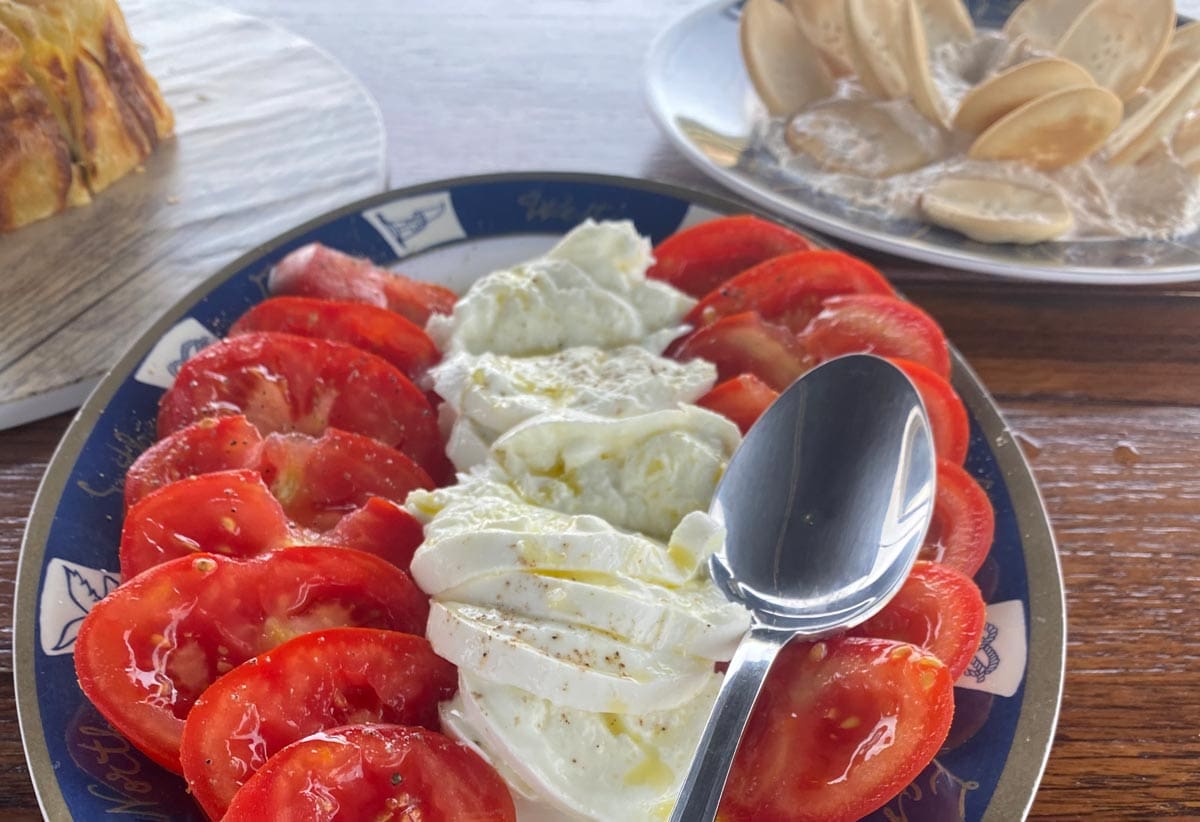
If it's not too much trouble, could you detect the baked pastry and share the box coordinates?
[0,23,88,230]
[0,0,173,232]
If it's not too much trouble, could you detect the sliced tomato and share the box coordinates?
[685,250,893,332]
[120,470,421,577]
[222,724,516,822]
[74,548,429,774]
[721,636,954,822]
[889,357,969,465]
[123,418,434,531]
[180,627,458,819]
[668,312,813,392]
[157,332,451,483]
[921,459,995,578]
[124,415,263,511]
[268,243,457,326]
[847,561,986,679]
[802,294,951,379]
[229,296,442,381]
[324,497,425,574]
[695,374,779,434]
[257,427,434,531]
[646,215,812,298]
[120,469,293,579]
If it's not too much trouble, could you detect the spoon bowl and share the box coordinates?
[670,353,936,822]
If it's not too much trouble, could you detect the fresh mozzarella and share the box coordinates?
[426,602,714,713]
[426,221,694,356]
[490,407,740,539]
[408,483,725,594]
[440,571,748,661]
[455,671,720,821]
[438,697,543,801]
[429,346,717,471]
[407,220,756,820]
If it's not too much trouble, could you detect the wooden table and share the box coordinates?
[2,1,1199,819]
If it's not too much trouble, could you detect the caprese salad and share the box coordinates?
[72,214,994,821]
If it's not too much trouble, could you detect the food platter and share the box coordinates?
[644,0,1200,285]
[14,172,1064,820]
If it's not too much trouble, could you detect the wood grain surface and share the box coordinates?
[2,1,1200,819]
[0,0,386,429]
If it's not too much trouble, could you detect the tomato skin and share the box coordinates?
[802,294,952,379]
[848,561,987,679]
[124,415,263,511]
[668,312,813,392]
[257,427,434,531]
[921,459,996,578]
[685,249,894,332]
[222,724,516,822]
[646,215,812,298]
[721,637,954,822]
[180,627,458,820]
[229,296,442,381]
[889,357,970,465]
[123,417,434,532]
[323,497,425,574]
[157,332,451,484]
[695,374,779,434]
[120,470,423,577]
[268,242,457,325]
[73,548,430,775]
[120,469,293,579]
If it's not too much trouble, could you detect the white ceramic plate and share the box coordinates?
[645,0,1200,285]
[15,173,1064,821]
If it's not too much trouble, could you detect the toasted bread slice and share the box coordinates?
[968,84,1122,169]
[920,176,1073,243]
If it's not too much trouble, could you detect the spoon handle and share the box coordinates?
[668,625,791,822]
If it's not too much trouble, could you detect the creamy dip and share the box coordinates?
[760,29,1200,241]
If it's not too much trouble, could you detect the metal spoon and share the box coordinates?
[669,353,937,822]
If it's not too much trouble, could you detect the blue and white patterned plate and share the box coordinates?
[645,0,1200,284]
[14,173,1064,821]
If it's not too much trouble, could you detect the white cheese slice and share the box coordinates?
[440,571,748,661]
[427,602,714,713]
[455,671,721,821]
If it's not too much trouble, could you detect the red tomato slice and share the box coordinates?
[685,250,894,332]
[323,497,425,574]
[123,417,434,530]
[120,469,293,579]
[721,637,954,822]
[646,215,812,298]
[157,332,451,483]
[180,627,458,819]
[847,561,986,679]
[120,470,421,577]
[268,243,457,326]
[257,427,434,531]
[74,547,430,774]
[802,294,951,379]
[229,296,442,381]
[124,415,263,511]
[668,312,813,392]
[921,459,996,577]
[889,357,970,464]
[222,724,516,822]
[695,374,779,434]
